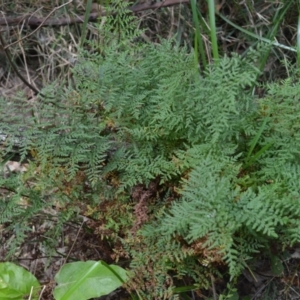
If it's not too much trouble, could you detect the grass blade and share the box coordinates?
[80,0,93,47]
[190,0,207,69]
[218,13,296,53]
[244,116,271,168]
[207,0,219,61]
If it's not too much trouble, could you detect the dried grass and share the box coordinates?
[0,1,297,101]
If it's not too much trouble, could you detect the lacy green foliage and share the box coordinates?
[139,69,300,289]
[143,156,282,280]
[74,41,260,192]
[0,0,137,257]
[1,8,300,297]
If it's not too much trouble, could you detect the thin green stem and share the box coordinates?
[207,0,219,61]
[190,0,207,69]
[80,0,93,47]
[218,13,296,53]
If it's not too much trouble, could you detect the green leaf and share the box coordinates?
[0,262,40,300]
[227,291,239,300]
[53,260,128,300]
[243,141,274,169]
[270,255,284,276]
[246,117,269,161]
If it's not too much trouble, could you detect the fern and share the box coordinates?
[1,8,300,297]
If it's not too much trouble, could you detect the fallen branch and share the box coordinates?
[0,0,189,28]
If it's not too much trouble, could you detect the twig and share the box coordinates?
[18,27,35,99]
[0,31,41,96]
[4,0,73,49]
[63,218,86,265]
[37,285,46,300]
[0,0,189,28]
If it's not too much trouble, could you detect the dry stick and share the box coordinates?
[0,32,41,96]
[0,32,59,103]
[37,285,47,300]
[63,219,86,265]
[0,0,190,28]
[4,0,73,49]
[18,25,35,99]
[0,1,72,100]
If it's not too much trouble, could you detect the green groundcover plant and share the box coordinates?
[1,3,300,297]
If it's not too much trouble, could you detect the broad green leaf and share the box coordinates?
[53,260,128,300]
[0,262,40,300]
